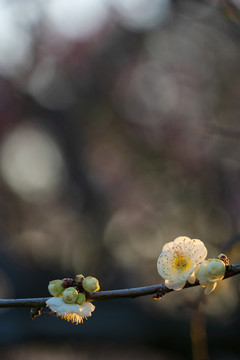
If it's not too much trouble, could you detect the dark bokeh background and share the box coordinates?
[0,0,240,359]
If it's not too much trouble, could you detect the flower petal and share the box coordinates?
[173,236,192,245]
[206,275,224,283]
[46,297,95,323]
[46,297,64,307]
[80,302,95,317]
[188,271,197,284]
[180,239,207,260]
[204,282,217,295]
[165,279,186,290]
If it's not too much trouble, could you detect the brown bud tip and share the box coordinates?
[217,254,230,266]
[62,278,74,288]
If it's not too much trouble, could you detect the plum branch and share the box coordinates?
[0,264,239,308]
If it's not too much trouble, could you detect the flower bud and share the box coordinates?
[62,287,78,304]
[196,261,209,286]
[48,280,64,297]
[76,292,86,305]
[75,274,84,283]
[206,259,225,281]
[82,276,100,293]
[196,258,225,295]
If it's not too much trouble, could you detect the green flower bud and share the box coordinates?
[75,274,84,282]
[82,276,100,293]
[76,292,86,305]
[206,259,225,281]
[48,280,64,297]
[62,287,78,304]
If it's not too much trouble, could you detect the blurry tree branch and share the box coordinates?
[0,264,239,308]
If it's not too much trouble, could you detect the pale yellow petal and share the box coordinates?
[207,275,224,283]
[173,236,192,244]
[188,271,197,284]
[165,279,186,290]
[204,282,217,295]
[162,241,175,252]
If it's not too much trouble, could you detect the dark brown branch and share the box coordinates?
[0,264,239,308]
[0,298,49,308]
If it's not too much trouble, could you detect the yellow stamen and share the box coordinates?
[57,313,88,324]
[175,257,188,269]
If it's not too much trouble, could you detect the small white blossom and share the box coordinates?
[196,259,226,295]
[46,297,95,324]
[157,236,207,290]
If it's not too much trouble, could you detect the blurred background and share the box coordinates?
[0,0,240,359]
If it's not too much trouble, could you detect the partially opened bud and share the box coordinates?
[62,287,78,304]
[48,280,64,297]
[82,276,100,293]
[206,259,225,281]
[196,258,226,295]
[76,292,86,305]
[196,261,209,286]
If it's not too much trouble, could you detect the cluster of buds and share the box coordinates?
[48,274,100,305]
[46,274,100,324]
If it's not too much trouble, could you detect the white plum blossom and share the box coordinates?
[196,258,226,295]
[157,236,207,290]
[46,297,95,324]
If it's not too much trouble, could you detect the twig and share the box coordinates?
[0,298,49,308]
[0,264,239,308]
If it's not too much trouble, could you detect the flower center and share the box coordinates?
[175,257,188,269]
